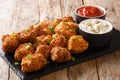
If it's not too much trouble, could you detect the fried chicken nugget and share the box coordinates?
[34,35,45,47]
[68,35,89,54]
[37,16,74,36]
[21,53,47,72]
[54,22,78,39]
[51,47,71,63]
[39,20,52,35]
[61,16,74,22]
[38,20,55,35]
[32,23,44,36]
[54,16,74,24]
[14,43,34,61]
[35,45,50,58]
[50,34,67,48]
[41,35,52,45]
[2,33,20,53]
[19,26,38,43]
[34,35,52,48]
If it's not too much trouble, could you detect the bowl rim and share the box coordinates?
[78,19,113,35]
[74,4,106,18]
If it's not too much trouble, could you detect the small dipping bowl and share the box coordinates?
[78,19,113,49]
[74,5,106,24]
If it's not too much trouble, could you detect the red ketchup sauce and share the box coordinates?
[77,6,104,17]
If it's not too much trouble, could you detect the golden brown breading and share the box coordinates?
[35,45,50,58]
[14,43,34,61]
[49,21,58,28]
[2,34,9,42]
[36,16,74,36]
[61,16,74,22]
[54,22,78,39]
[38,20,55,35]
[34,35,52,48]
[50,34,67,48]
[40,35,53,45]
[21,53,47,72]
[2,33,20,53]
[32,23,43,36]
[51,47,71,63]
[34,35,45,47]
[28,22,50,36]
[19,26,38,43]
[68,35,89,54]
[54,16,74,23]
[19,16,74,40]
[39,20,50,28]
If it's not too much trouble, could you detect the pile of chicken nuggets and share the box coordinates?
[2,16,89,72]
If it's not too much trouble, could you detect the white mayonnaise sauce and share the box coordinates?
[79,19,112,34]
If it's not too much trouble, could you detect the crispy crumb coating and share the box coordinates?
[38,20,55,35]
[34,35,45,47]
[61,16,74,22]
[50,34,67,48]
[54,16,74,23]
[21,53,47,72]
[51,47,71,63]
[2,33,19,53]
[68,35,89,53]
[40,35,52,45]
[35,45,50,58]
[36,16,74,36]
[34,35,52,48]
[14,43,34,61]
[19,26,38,43]
[54,22,78,39]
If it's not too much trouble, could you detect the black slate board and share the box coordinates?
[0,28,120,80]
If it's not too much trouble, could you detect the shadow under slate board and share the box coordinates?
[0,28,120,80]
